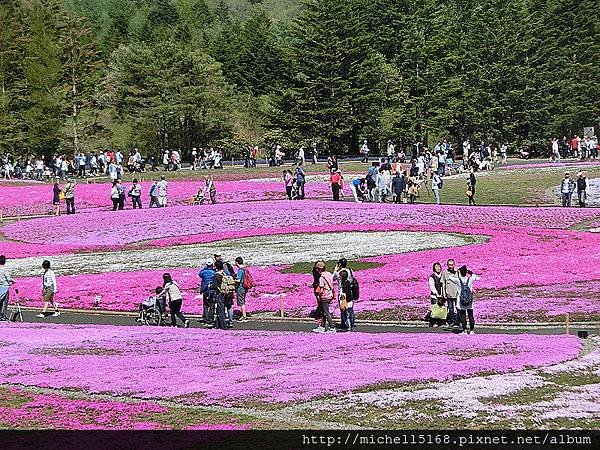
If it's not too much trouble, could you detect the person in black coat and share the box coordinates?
[392,171,407,204]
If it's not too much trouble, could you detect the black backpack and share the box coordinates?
[458,278,473,308]
[350,276,360,301]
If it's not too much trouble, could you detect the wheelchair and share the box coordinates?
[138,299,169,326]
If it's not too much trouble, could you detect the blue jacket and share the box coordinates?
[198,266,216,293]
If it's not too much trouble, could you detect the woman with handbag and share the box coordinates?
[339,270,356,331]
[312,261,336,333]
[427,262,447,327]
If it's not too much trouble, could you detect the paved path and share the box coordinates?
[11,307,600,336]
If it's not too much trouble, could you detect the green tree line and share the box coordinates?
[0,0,598,159]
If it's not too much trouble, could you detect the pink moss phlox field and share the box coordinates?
[0,323,581,405]
[0,387,165,430]
[0,180,331,217]
[0,387,251,430]
[3,201,599,247]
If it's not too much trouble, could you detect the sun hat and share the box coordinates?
[315,261,325,270]
[205,259,214,266]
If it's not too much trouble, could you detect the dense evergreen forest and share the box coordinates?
[0,0,599,159]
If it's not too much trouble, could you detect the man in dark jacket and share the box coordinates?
[198,259,216,324]
[392,171,406,204]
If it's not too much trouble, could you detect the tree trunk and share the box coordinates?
[71,65,80,155]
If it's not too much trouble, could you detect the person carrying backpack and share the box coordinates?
[448,265,480,334]
[214,254,235,326]
[211,260,236,329]
[234,256,253,323]
[198,259,216,325]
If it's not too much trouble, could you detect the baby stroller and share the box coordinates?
[137,294,168,326]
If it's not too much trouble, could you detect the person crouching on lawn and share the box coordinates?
[37,260,60,318]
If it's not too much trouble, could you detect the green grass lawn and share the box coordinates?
[281,260,383,274]
[413,165,600,206]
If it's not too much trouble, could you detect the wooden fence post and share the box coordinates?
[565,313,570,335]
[279,297,284,318]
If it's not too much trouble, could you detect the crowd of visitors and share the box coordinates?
[550,135,599,162]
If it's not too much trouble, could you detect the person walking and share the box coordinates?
[467,170,477,206]
[392,171,406,204]
[367,162,380,202]
[0,255,13,321]
[330,169,342,201]
[283,170,294,200]
[295,162,306,200]
[148,179,160,208]
[234,257,250,322]
[116,179,126,210]
[441,259,460,328]
[576,171,589,207]
[297,146,305,165]
[159,273,189,328]
[360,140,370,163]
[36,260,60,318]
[110,181,120,211]
[339,270,356,331]
[129,178,142,209]
[157,175,168,207]
[205,175,216,204]
[500,143,508,164]
[560,172,575,207]
[312,261,336,333]
[52,182,61,216]
[63,178,76,214]
[448,265,480,335]
[211,260,232,330]
[198,259,216,325]
[432,172,442,205]
[334,259,356,332]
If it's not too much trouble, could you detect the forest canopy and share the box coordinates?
[0,0,598,158]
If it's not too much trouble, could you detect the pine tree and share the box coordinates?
[273,0,387,153]
[58,7,105,155]
[0,1,25,153]
[20,0,66,158]
[109,40,235,152]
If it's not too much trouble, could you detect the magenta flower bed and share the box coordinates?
[9,221,600,322]
[0,324,580,405]
[0,386,251,430]
[3,201,598,247]
[0,180,331,217]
